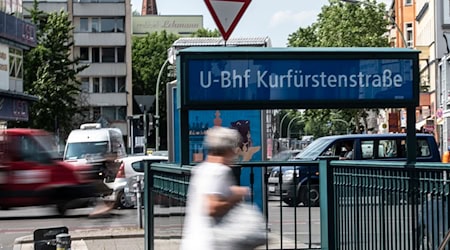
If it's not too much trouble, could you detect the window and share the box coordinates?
[405,22,413,48]
[405,0,412,5]
[81,78,89,92]
[79,47,89,61]
[102,48,115,62]
[117,77,126,93]
[378,140,397,158]
[92,47,100,63]
[93,107,101,120]
[117,47,125,62]
[93,78,100,93]
[80,18,89,32]
[9,48,23,79]
[117,106,126,120]
[101,18,115,32]
[102,77,116,93]
[77,17,124,33]
[417,139,431,157]
[91,18,99,32]
[80,77,126,93]
[361,141,374,159]
[102,107,116,121]
[116,18,124,32]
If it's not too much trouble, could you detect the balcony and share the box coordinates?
[73,32,126,46]
[73,3,125,16]
[78,63,126,76]
[86,92,126,106]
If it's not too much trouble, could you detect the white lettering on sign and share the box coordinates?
[198,69,404,89]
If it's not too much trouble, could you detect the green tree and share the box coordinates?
[132,31,179,149]
[191,28,221,37]
[22,1,88,137]
[287,0,389,137]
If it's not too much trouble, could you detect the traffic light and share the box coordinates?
[136,115,144,130]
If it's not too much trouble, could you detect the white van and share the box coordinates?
[63,123,126,184]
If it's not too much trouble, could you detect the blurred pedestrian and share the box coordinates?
[442,146,450,163]
[180,126,249,250]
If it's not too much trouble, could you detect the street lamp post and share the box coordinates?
[341,0,408,48]
[331,118,351,134]
[155,58,169,151]
[287,117,302,139]
[279,113,290,138]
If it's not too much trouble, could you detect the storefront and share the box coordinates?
[0,11,38,122]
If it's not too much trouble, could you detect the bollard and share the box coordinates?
[56,233,71,250]
[135,175,143,228]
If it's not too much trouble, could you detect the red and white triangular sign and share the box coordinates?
[204,0,251,41]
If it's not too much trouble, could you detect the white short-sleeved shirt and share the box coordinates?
[180,162,236,250]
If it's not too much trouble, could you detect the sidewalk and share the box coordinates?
[13,205,309,250]
[14,227,308,250]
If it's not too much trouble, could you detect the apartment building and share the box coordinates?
[0,1,37,123]
[22,0,133,139]
[391,0,416,48]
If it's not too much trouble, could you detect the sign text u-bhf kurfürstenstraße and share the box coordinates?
[198,69,403,89]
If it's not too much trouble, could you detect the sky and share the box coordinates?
[130,0,391,47]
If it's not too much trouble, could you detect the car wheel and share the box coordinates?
[300,184,320,207]
[116,190,134,209]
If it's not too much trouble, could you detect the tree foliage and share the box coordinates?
[131,31,179,148]
[287,0,389,137]
[22,0,88,137]
[191,28,221,37]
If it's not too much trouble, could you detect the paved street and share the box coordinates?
[0,200,321,250]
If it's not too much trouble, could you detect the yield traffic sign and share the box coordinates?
[204,0,251,41]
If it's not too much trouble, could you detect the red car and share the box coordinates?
[0,128,98,215]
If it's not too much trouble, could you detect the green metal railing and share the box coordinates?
[320,160,450,250]
[144,160,450,250]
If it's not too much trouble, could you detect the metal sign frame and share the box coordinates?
[178,47,420,165]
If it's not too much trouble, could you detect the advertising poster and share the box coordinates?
[171,87,264,208]
[188,109,264,209]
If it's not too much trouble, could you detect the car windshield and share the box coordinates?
[293,136,335,160]
[64,141,108,160]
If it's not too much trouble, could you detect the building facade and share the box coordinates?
[23,0,133,138]
[0,1,38,123]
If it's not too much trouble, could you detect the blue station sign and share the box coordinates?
[179,47,420,110]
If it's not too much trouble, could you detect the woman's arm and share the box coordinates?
[206,186,249,217]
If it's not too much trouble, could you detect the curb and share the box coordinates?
[14,228,145,245]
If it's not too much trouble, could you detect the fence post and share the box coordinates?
[145,164,155,250]
[320,159,335,250]
[135,175,143,229]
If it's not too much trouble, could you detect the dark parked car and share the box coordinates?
[267,133,441,207]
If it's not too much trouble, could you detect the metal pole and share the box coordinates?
[279,112,290,138]
[143,109,148,155]
[136,176,143,228]
[331,118,351,134]
[287,117,301,139]
[155,59,169,151]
